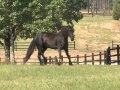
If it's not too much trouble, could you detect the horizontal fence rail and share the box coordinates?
[112,41,120,48]
[1,41,120,65]
[0,41,76,51]
[0,52,106,65]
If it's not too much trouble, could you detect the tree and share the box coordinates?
[113,0,120,20]
[0,0,84,63]
[0,0,34,63]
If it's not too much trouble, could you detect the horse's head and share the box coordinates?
[61,26,75,41]
[67,26,75,41]
[61,26,74,41]
[64,26,74,41]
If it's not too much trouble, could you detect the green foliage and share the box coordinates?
[0,0,33,38]
[113,0,120,20]
[0,0,84,39]
[0,0,84,61]
[22,0,84,38]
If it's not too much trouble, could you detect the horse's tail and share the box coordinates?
[23,38,36,64]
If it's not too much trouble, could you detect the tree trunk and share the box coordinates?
[10,32,15,64]
[3,25,18,64]
[4,38,10,63]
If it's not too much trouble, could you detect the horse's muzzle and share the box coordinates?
[71,37,74,41]
[71,35,74,41]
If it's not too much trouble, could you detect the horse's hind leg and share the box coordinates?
[38,51,44,65]
[37,47,47,65]
[42,48,47,64]
[41,54,47,65]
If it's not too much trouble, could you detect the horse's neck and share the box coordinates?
[58,31,68,41]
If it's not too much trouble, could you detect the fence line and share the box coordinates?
[18,51,106,65]
[0,52,106,65]
[106,45,120,65]
[1,43,120,65]
[82,0,112,16]
[0,41,76,50]
[112,41,120,48]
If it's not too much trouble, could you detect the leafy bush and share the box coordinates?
[113,0,120,20]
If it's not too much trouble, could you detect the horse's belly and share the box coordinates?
[46,44,57,49]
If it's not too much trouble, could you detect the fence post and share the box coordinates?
[84,54,87,64]
[92,53,94,65]
[99,52,102,65]
[117,45,120,65]
[106,47,111,65]
[49,56,52,64]
[74,41,75,50]
[55,56,58,64]
[77,55,79,64]
[61,55,63,64]
[104,51,106,65]
[112,41,114,48]
[51,57,54,64]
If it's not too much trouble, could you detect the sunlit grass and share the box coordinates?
[74,15,120,51]
[0,65,120,90]
[78,15,112,23]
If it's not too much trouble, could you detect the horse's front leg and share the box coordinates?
[41,54,47,65]
[64,49,72,65]
[58,48,62,65]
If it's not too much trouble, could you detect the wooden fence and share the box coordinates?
[106,45,120,65]
[112,41,120,48]
[0,51,106,65]
[82,0,112,16]
[0,41,76,51]
[1,42,120,65]
[12,44,120,65]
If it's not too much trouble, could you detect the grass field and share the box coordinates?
[0,65,120,90]
[74,16,120,52]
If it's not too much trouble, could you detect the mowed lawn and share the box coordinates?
[0,65,120,90]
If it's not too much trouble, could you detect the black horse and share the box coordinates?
[23,26,74,65]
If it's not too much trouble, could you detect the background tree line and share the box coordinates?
[113,0,120,20]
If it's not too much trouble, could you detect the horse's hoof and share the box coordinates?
[69,63,73,65]
[58,62,61,66]
[23,61,26,65]
[44,62,47,65]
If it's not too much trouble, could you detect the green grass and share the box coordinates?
[0,65,120,90]
[79,15,112,23]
